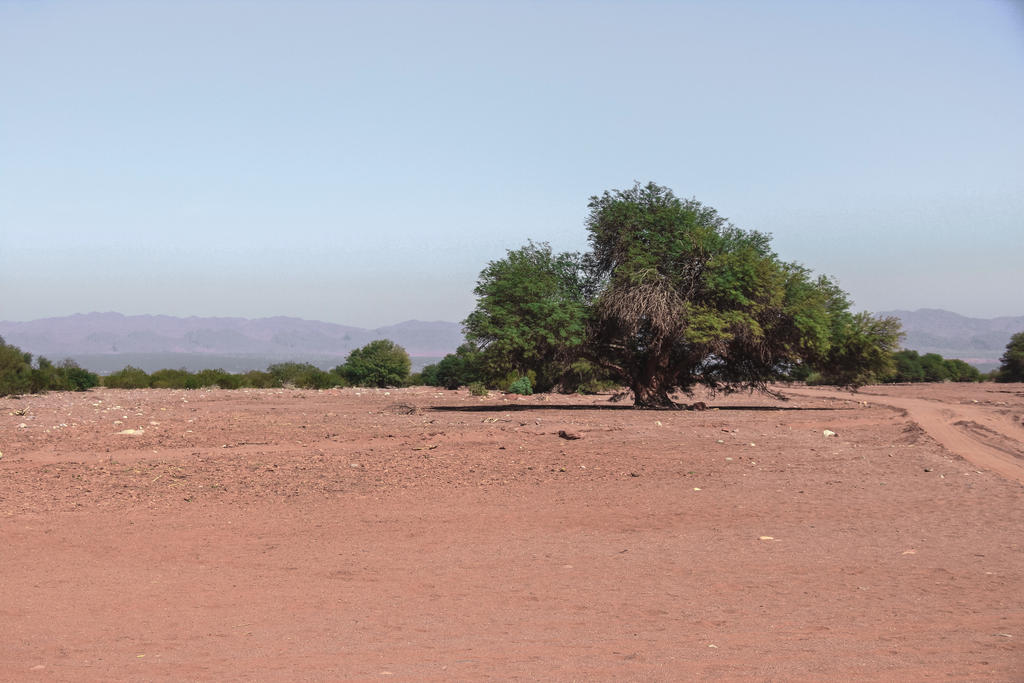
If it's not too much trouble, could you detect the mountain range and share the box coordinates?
[878,309,1023,371]
[0,313,464,374]
[1,309,1020,374]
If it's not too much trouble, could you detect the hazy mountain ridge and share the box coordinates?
[880,308,1024,369]
[3,309,1021,373]
[0,313,464,360]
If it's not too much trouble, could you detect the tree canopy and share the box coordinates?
[462,242,590,392]
[337,339,411,388]
[997,331,1024,382]
[464,182,903,408]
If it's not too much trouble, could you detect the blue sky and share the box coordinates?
[2,0,1022,327]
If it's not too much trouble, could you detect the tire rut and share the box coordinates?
[788,387,1024,485]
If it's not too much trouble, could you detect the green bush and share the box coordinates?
[943,358,981,382]
[418,363,440,386]
[880,349,983,384]
[337,339,411,387]
[103,366,152,389]
[1,340,101,395]
[294,367,340,389]
[190,368,237,389]
[0,337,33,396]
[426,344,482,389]
[559,359,618,394]
[506,375,533,395]
[919,353,951,382]
[29,356,62,393]
[150,368,199,389]
[238,370,280,388]
[58,361,100,391]
[268,362,321,386]
[468,381,489,396]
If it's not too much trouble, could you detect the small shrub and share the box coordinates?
[559,359,617,394]
[576,378,619,394]
[150,368,199,389]
[268,362,322,387]
[58,361,101,391]
[194,368,242,389]
[507,375,533,395]
[468,381,488,396]
[0,337,33,396]
[292,367,339,390]
[103,366,152,389]
[29,357,61,393]
[803,371,826,386]
[239,370,280,388]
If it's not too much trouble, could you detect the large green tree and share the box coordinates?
[996,331,1024,382]
[585,183,900,406]
[463,242,591,392]
[465,182,902,408]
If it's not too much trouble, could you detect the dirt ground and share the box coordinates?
[2,382,1022,681]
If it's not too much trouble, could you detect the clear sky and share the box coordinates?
[2,0,1022,328]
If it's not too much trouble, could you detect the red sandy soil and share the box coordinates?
[1,383,1022,681]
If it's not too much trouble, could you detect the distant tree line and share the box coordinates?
[1,336,102,396]
[799,349,985,384]
[0,337,414,396]
[4,329,1022,399]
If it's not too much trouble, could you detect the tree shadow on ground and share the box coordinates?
[428,404,846,413]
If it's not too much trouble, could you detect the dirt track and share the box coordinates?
[2,384,1022,680]
[791,385,1024,485]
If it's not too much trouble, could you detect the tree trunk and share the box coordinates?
[631,381,678,409]
[631,340,679,409]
